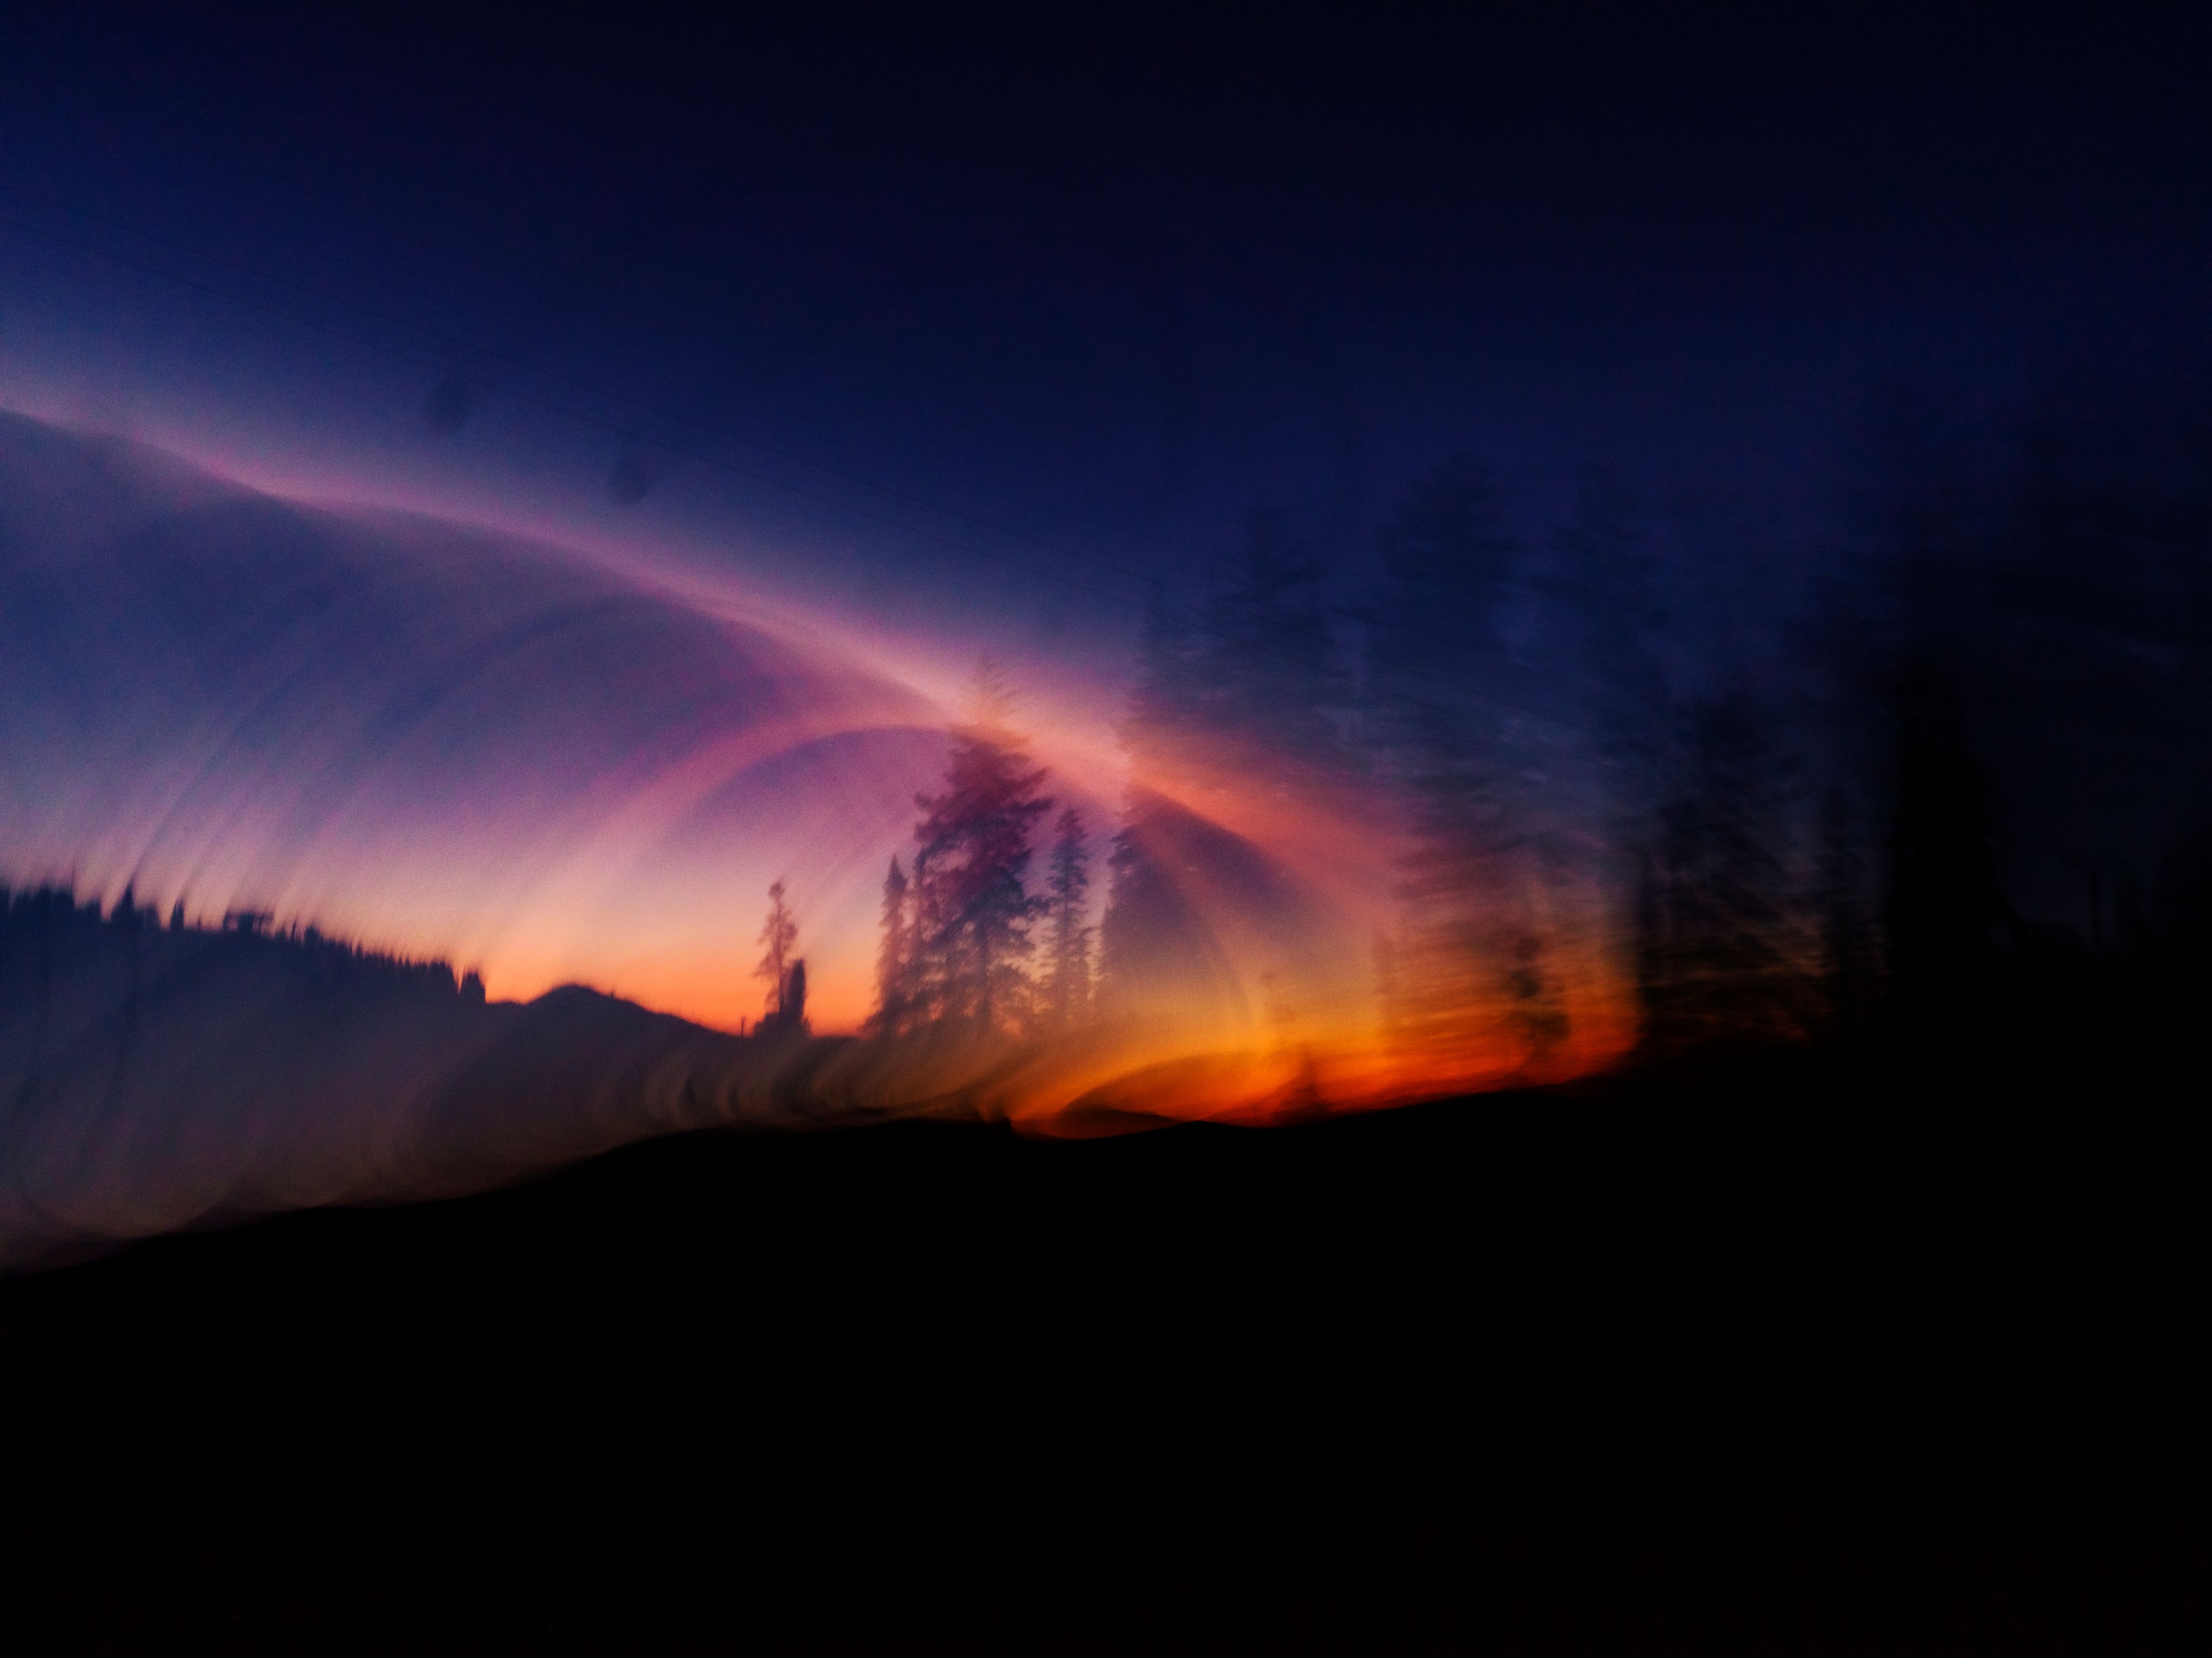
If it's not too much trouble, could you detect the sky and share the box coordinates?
[8,11,2210,556]
[4,7,2212,1045]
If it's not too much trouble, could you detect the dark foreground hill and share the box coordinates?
[4,1060,2209,1655]
[0,887,877,1269]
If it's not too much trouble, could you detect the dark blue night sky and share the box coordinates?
[5,8,2212,1255]
[9,9,2209,566]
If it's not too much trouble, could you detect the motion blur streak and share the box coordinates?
[0,411,940,1026]
[12,360,2212,1264]
[0,410,1629,1263]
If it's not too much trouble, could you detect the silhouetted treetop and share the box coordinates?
[906,661,1054,1039]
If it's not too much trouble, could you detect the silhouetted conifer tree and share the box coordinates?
[1041,807,1094,1029]
[755,878,799,1027]
[909,663,1053,1039]
[779,958,809,1036]
[869,855,916,1036]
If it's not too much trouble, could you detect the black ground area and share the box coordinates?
[4,1060,2208,1654]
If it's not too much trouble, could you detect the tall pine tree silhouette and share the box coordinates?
[1040,807,1094,1029]
[755,879,800,1033]
[907,662,1053,1039]
[869,856,916,1037]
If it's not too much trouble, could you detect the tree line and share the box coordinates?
[757,391,2212,1078]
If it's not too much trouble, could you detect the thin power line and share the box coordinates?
[0,194,1641,760]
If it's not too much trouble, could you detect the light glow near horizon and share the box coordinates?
[0,352,1634,1125]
